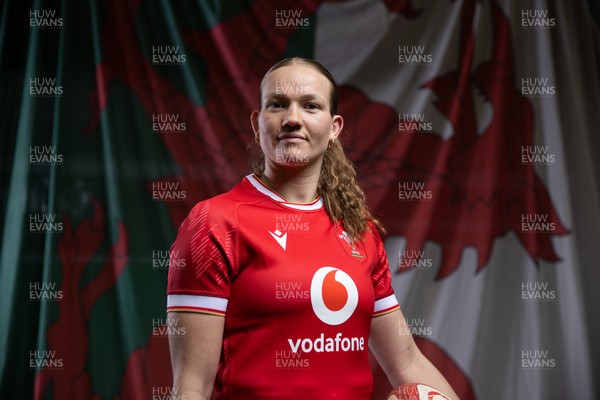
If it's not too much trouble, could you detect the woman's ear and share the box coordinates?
[330,114,344,141]
[250,110,260,136]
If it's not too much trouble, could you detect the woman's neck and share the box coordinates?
[260,161,322,204]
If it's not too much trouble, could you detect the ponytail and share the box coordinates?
[317,139,386,241]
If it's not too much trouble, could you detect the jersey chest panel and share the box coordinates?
[229,203,376,327]
[219,203,376,397]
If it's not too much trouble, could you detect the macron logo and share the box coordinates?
[269,229,287,250]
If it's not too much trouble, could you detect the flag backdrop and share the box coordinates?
[1,0,599,399]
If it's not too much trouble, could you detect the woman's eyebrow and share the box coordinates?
[264,93,324,102]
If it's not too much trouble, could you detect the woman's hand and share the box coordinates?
[370,310,460,400]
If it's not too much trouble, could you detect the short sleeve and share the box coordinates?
[370,227,400,317]
[166,200,235,316]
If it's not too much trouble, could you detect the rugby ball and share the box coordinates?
[387,383,451,400]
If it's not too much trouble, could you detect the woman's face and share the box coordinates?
[251,64,343,169]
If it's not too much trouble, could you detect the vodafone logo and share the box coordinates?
[310,267,358,325]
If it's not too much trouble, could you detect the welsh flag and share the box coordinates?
[1,1,598,399]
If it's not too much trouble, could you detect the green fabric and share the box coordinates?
[0,1,320,398]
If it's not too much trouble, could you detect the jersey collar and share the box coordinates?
[245,174,324,211]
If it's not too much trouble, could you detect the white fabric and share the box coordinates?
[315,1,599,399]
[167,294,228,312]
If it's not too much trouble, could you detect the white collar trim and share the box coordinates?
[246,174,324,211]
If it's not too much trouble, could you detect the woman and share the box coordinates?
[166,57,459,400]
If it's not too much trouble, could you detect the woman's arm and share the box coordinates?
[369,309,460,399]
[168,312,224,400]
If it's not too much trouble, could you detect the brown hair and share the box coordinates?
[251,57,385,241]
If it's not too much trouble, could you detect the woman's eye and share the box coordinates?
[267,101,283,109]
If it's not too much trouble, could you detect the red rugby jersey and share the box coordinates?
[167,175,399,399]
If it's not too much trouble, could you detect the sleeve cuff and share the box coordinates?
[373,294,400,317]
[167,294,228,317]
